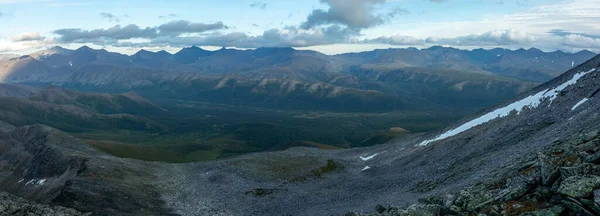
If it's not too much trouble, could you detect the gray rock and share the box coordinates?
[538,153,557,185]
[406,204,441,216]
[595,189,600,208]
[558,175,600,198]
[0,191,86,216]
[519,206,563,216]
[559,163,600,178]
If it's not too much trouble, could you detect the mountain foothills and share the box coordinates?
[0,52,598,215]
[0,46,594,163]
[0,46,594,112]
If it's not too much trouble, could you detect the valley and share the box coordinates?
[0,46,595,164]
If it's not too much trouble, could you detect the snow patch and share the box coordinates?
[37,179,46,185]
[572,98,589,110]
[572,61,575,67]
[360,153,378,161]
[69,61,73,67]
[362,166,371,171]
[418,68,596,146]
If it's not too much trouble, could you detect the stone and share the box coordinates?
[406,204,441,216]
[538,153,556,184]
[442,194,455,207]
[585,152,600,164]
[518,206,563,216]
[595,189,600,208]
[559,163,600,178]
[561,199,595,216]
[557,175,600,198]
[503,176,530,201]
[543,169,561,186]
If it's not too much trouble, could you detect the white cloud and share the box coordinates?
[363,34,423,45]
[562,34,600,49]
[425,29,535,46]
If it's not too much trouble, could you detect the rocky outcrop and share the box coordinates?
[349,131,600,216]
[0,191,86,216]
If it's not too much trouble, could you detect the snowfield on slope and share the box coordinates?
[418,68,597,146]
[572,98,589,110]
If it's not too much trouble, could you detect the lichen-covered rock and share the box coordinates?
[503,176,531,201]
[559,163,600,178]
[519,206,563,216]
[0,191,87,216]
[557,175,600,198]
[594,189,600,208]
[405,204,441,216]
[538,153,557,185]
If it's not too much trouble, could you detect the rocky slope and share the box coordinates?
[0,54,598,215]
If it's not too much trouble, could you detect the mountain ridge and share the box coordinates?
[0,53,597,215]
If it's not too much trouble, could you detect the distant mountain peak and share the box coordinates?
[576,49,596,55]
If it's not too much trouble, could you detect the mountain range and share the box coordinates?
[0,46,594,113]
[0,50,598,215]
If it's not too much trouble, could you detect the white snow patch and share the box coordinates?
[25,180,35,185]
[18,179,24,183]
[362,166,371,171]
[360,153,379,161]
[69,61,73,67]
[572,61,575,67]
[37,179,46,185]
[418,68,596,146]
[572,98,589,110]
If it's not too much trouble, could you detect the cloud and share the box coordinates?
[249,2,267,9]
[54,24,157,43]
[111,25,358,48]
[100,12,121,22]
[549,29,600,40]
[12,32,45,42]
[427,0,447,2]
[425,29,535,46]
[301,0,394,30]
[157,20,227,36]
[53,20,227,43]
[562,34,600,49]
[363,34,423,45]
[159,13,178,19]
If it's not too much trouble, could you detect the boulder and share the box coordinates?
[406,204,441,216]
[557,175,600,198]
[518,206,563,216]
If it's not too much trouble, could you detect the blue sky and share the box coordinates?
[1,0,599,55]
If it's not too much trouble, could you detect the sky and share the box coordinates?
[0,0,599,55]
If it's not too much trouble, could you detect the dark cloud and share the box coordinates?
[157,20,227,36]
[99,12,121,22]
[53,20,226,43]
[54,25,156,43]
[425,29,535,46]
[549,29,600,40]
[12,32,46,42]
[301,0,395,30]
[250,2,267,9]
